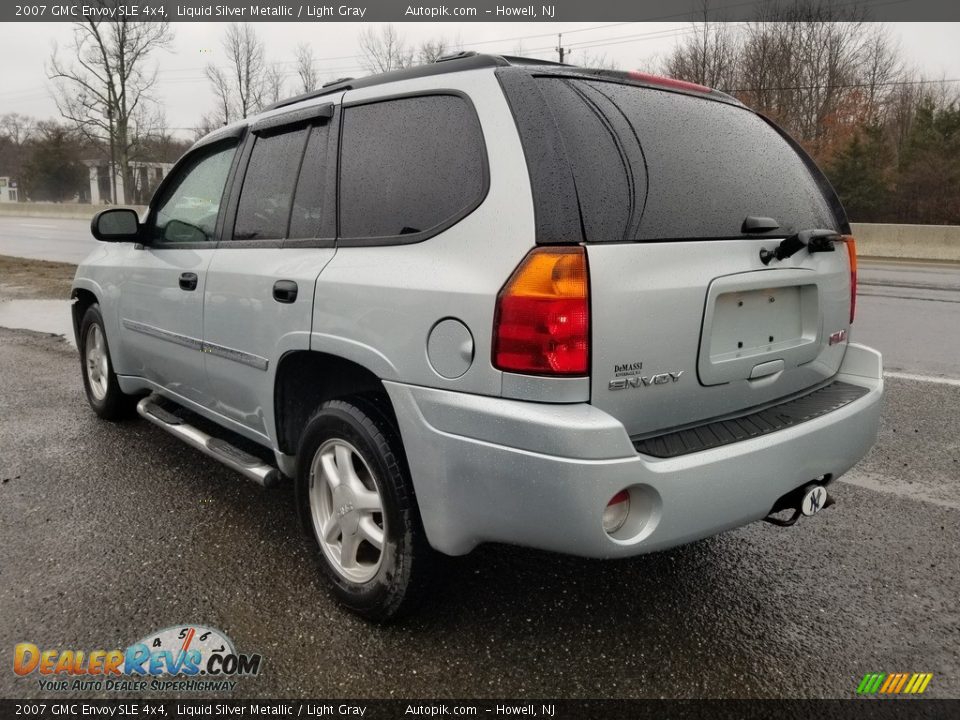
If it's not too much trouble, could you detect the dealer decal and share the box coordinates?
[13,624,262,693]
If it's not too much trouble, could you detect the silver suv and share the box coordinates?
[72,53,883,621]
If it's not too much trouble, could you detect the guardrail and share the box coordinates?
[852,223,960,262]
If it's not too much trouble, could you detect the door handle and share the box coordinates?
[273,280,298,304]
[179,272,198,291]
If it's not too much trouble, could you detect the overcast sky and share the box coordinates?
[2,21,958,137]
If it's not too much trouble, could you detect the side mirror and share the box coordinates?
[91,208,141,242]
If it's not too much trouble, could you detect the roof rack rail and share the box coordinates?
[435,50,478,63]
[263,54,509,112]
[498,55,572,67]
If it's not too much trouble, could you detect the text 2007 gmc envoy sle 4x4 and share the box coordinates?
[72,53,883,621]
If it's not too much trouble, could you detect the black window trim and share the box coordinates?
[140,133,246,250]
[335,89,490,248]
[219,104,339,250]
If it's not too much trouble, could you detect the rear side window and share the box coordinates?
[339,94,486,241]
[233,128,308,240]
[530,78,836,242]
[289,124,331,239]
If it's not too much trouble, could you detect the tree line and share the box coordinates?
[661,5,960,225]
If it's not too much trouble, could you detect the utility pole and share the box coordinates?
[556,33,567,63]
[106,106,116,205]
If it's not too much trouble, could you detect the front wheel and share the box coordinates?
[296,397,435,622]
[79,304,136,421]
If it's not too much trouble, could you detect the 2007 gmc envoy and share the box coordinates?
[72,53,883,620]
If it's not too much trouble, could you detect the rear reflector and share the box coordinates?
[602,490,631,534]
[627,70,713,94]
[842,236,857,324]
[493,247,589,376]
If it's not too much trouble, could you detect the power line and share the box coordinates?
[733,77,960,93]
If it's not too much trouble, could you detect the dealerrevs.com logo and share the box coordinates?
[13,625,263,693]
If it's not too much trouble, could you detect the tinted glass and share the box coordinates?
[234,128,308,240]
[150,142,236,244]
[289,123,330,239]
[535,78,836,241]
[339,95,485,239]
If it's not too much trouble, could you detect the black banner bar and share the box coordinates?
[1,700,958,720]
[4,0,960,23]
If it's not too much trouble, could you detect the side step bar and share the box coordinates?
[137,396,280,488]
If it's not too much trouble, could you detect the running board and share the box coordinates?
[136,396,279,488]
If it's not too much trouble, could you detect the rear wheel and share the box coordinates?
[79,304,136,421]
[296,397,435,622]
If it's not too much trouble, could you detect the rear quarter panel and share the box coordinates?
[310,70,537,397]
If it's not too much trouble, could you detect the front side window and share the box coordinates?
[339,94,486,240]
[149,142,237,244]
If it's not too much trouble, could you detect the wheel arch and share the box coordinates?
[70,286,100,346]
[273,350,397,455]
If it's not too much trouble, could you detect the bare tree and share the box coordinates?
[47,10,172,203]
[571,51,620,70]
[662,22,739,89]
[416,38,452,65]
[295,43,319,93]
[264,63,286,106]
[206,23,266,123]
[193,112,226,141]
[359,25,413,73]
[0,113,35,147]
[858,25,903,124]
[205,65,233,125]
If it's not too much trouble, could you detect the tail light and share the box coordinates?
[842,235,857,324]
[493,246,589,376]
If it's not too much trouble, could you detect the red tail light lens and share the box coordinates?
[842,235,857,324]
[493,247,589,376]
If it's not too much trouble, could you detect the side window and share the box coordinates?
[289,123,331,239]
[150,142,237,244]
[339,95,485,240]
[233,128,308,240]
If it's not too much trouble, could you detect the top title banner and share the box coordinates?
[6,0,960,23]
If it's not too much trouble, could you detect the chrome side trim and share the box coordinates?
[122,318,268,371]
[201,341,270,372]
[122,319,202,350]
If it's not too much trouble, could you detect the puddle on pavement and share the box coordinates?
[0,299,75,347]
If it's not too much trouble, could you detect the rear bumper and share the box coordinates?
[385,343,883,558]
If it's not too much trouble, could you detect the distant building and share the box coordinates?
[86,160,174,205]
[0,177,19,203]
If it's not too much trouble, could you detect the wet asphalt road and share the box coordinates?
[0,216,97,264]
[0,327,958,700]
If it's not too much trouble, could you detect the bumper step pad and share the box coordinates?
[633,381,869,458]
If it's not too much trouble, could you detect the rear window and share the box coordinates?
[532,78,837,242]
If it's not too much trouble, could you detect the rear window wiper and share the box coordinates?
[759,229,839,265]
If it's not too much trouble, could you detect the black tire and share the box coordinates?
[78,304,136,421]
[295,396,435,622]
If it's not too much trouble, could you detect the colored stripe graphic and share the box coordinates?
[857,672,932,695]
